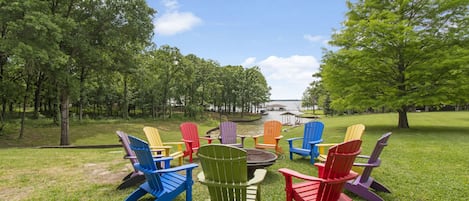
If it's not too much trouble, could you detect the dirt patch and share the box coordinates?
[84,161,129,184]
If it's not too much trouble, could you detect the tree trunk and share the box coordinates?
[19,77,31,139]
[122,75,129,119]
[33,72,44,119]
[397,107,409,128]
[60,91,70,145]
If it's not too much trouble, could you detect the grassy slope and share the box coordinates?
[0,112,468,200]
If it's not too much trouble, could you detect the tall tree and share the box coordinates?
[320,0,469,128]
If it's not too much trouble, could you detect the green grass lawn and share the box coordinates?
[1,111,468,200]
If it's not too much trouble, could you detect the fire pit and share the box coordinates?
[245,148,278,178]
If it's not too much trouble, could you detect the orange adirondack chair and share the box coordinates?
[143,126,184,166]
[252,120,283,154]
[317,124,365,162]
[180,122,214,162]
[278,140,362,201]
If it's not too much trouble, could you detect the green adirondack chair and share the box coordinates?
[197,144,267,201]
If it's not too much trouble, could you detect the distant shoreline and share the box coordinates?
[269,99,301,101]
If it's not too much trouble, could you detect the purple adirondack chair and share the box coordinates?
[116,131,146,190]
[219,121,245,148]
[345,132,392,201]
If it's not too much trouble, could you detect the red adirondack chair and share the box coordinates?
[278,140,362,201]
[180,122,214,162]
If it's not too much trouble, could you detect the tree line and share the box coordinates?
[0,1,270,144]
[302,0,469,128]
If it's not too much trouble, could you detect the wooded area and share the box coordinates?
[0,1,270,144]
[302,0,469,128]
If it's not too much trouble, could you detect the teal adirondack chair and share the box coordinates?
[287,121,324,164]
[197,144,267,201]
[126,135,198,201]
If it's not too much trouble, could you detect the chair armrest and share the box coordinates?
[314,162,326,177]
[356,155,371,159]
[316,143,338,147]
[135,163,198,174]
[150,145,172,149]
[162,142,184,145]
[322,172,359,184]
[252,134,263,139]
[153,156,173,163]
[199,136,214,143]
[316,143,338,155]
[278,168,325,182]
[247,169,267,185]
[124,155,136,159]
[287,137,303,142]
[197,171,205,182]
[182,139,193,143]
[156,163,198,173]
[308,139,323,145]
[275,135,284,140]
[354,158,381,167]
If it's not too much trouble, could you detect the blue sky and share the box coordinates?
[145,0,349,100]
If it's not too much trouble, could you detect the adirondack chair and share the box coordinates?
[143,126,184,166]
[116,131,146,190]
[317,123,365,162]
[126,135,198,201]
[278,140,362,201]
[345,132,392,201]
[197,144,267,201]
[180,122,214,162]
[252,120,283,154]
[219,121,245,148]
[287,121,324,164]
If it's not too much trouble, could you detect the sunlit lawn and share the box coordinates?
[0,111,468,200]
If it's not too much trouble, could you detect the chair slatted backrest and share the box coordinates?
[143,126,164,147]
[302,121,324,151]
[116,131,138,165]
[343,124,365,142]
[319,140,362,201]
[262,120,282,144]
[180,122,201,149]
[220,121,238,144]
[198,144,248,201]
[361,132,392,183]
[127,135,164,195]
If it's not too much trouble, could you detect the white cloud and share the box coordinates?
[162,0,179,11]
[242,55,320,99]
[241,57,257,67]
[304,34,329,45]
[154,12,202,36]
[154,0,202,36]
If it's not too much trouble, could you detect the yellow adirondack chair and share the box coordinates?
[143,126,184,166]
[252,120,283,154]
[316,124,365,162]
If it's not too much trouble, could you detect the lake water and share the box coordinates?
[235,100,313,136]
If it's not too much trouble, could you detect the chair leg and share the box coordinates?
[345,182,384,201]
[125,187,147,201]
[289,152,293,160]
[185,185,192,201]
[370,180,391,193]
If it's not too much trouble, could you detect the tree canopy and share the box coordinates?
[317,0,469,128]
[0,0,271,144]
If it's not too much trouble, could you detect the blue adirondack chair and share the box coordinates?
[126,135,198,201]
[287,121,324,164]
